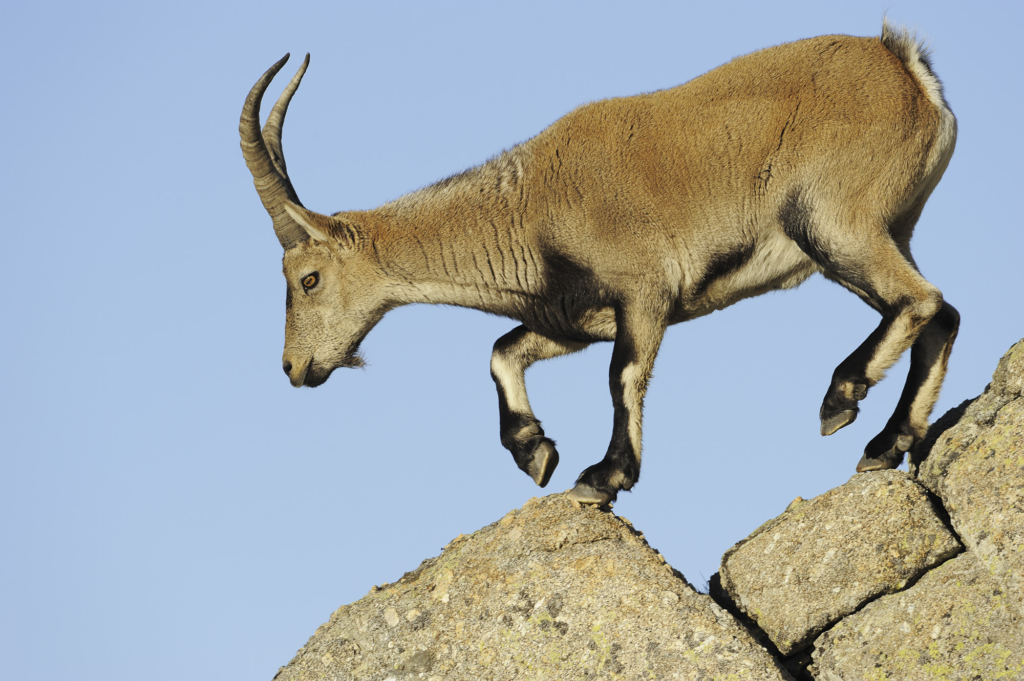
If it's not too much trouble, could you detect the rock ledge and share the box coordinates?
[273,495,791,681]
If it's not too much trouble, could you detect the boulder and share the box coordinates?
[272,495,792,681]
[271,339,1024,680]
[915,339,1024,618]
[810,550,1024,680]
[714,470,961,655]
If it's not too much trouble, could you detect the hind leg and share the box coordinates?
[817,252,944,441]
[783,206,946,449]
[491,326,590,487]
[858,301,959,470]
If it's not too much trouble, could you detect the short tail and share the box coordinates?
[881,18,949,111]
[881,18,957,191]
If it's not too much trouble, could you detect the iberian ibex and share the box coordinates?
[241,21,958,506]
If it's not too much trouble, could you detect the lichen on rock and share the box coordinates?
[810,550,1024,680]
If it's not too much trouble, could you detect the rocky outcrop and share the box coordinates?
[273,495,792,681]
[274,339,1023,680]
[810,551,1024,680]
[712,338,1024,679]
[915,339,1024,619]
[714,471,961,656]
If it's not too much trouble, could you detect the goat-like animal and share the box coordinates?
[241,21,958,505]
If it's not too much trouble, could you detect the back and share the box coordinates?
[522,33,945,261]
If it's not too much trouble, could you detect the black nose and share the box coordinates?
[283,360,292,376]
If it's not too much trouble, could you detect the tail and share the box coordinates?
[881,19,956,198]
[880,18,949,112]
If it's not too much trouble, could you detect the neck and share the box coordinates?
[355,151,541,315]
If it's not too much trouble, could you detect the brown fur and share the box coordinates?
[241,21,958,504]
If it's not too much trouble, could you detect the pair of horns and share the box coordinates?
[239,53,312,250]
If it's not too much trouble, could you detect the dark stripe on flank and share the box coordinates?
[779,188,833,271]
[694,242,756,297]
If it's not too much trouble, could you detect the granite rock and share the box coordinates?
[270,339,1024,680]
[272,494,792,681]
[916,338,1024,617]
[715,470,961,655]
[810,551,1024,680]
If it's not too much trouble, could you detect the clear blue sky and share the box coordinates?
[2,1,1021,679]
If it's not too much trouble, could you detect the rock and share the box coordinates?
[272,495,792,681]
[810,551,1024,680]
[915,338,1024,618]
[714,470,961,655]
[270,340,1024,679]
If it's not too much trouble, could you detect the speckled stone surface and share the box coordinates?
[716,471,961,656]
[810,551,1024,680]
[916,339,1024,620]
[272,494,792,681]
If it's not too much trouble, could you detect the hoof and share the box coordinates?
[856,452,903,472]
[821,409,857,436]
[527,440,559,488]
[857,431,912,472]
[567,483,615,506]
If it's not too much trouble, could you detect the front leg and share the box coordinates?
[491,326,589,487]
[569,304,667,506]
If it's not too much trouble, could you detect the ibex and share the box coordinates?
[241,21,958,506]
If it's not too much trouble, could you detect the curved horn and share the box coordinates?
[240,53,311,250]
[263,54,309,181]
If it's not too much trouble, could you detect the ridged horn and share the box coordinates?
[240,53,311,250]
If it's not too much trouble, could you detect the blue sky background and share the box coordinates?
[2,1,1021,679]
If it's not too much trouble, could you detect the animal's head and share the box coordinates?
[240,54,387,387]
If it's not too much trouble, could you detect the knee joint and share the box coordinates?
[933,301,960,334]
[911,288,944,325]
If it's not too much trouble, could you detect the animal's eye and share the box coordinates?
[302,272,319,290]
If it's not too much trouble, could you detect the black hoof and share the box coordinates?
[570,460,633,506]
[567,483,615,506]
[511,435,559,487]
[820,379,868,436]
[856,452,903,472]
[526,439,559,487]
[857,430,912,471]
[503,419,560,487]
[820,409,857,436]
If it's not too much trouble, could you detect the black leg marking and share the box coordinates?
[818,294,920,433]
[858,301,960,471]
[818,316,899,435]
[571,399,640,505]
[491,326,591,487]
[570,304,665,505]
[494,367,559,487]
[496,399,559,487]
[571,327,639,503]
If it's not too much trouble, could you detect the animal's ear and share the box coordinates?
[283,201,363,251]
